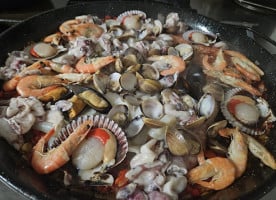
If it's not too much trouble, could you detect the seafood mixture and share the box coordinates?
[0,10,276,199]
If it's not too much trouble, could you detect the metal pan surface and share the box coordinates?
[0,1,275,200]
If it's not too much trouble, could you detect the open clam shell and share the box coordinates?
[51,115,128,169]
[25,42,67,60]
[221,88,276,135]
[183,29,218,46]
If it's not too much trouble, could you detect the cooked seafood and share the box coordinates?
[0,10,275,200]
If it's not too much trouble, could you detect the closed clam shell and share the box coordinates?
[138,78,162,94]
[141,98,164,119]
[125,115,144,138]
[175,43,193,60]
[93,73,108,94]
[141,64,160,80]
[120,71,137,91]
[197,93,218,120]
[107,104,129,127]
[207,120,228,137]
[166,128,201,156]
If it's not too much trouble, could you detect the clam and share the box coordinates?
[197,93,218,120]
[183,30,218,46]
[141,64,160,80]
[126,64,141,73]
[167,47,179,56]
[122,93,141,106]
[175,43,193,60]
[159,74,178,88]
[120,71,138,91]
[108,72,122,92]
[27,42,66,60]
[92,73,109,94]
[67,84,111,113]
[120,13,145,30]
[123,47,144,64]
[221,88,276,135]
[115,57,124,73]
[125,115,145,138]
[107,104,129,127]
[166,128,201,156]
[141,98,164,119]
[143,117,167,128]
[138,78,162,94]
[206,120,228,137]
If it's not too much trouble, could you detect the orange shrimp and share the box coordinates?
[202,49,227,71]
[187,157,236,190]
[224,50,264,81]
[31,121,92,174]
[3,60,54,92]
[148,55,186,76]
[245,134,276,170]
[75,56,116,73]
[203,70,261,96]
[16,75,67,102]
[218,128,248,178]
[49,62,76,73]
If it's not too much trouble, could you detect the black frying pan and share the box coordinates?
[0,1,276,200]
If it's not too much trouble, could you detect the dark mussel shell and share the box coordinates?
[66,84,112,113]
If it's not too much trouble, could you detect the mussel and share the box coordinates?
[66,85,111,113]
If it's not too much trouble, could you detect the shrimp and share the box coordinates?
[3,60,54,92]
[203,70,261,96]
[148,55,186,76]
[244,134,276,170]
[16,75,67,102]
[224,50,264,81]
[49,62,76,73]
[218,128,248,178]
[31,120,92,174]
[75,56,116,73]
[202,49,227,71]
[187,157,236,190]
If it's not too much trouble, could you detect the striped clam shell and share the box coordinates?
[117,10,147,23]
[50,114,128,168]
[182,29,218,46]
[221,88,265,135]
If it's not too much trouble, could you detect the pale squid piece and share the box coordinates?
[162,176,187,200]
[130,139,162,168]
[0,96,45,149]
[72,128,117,170]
